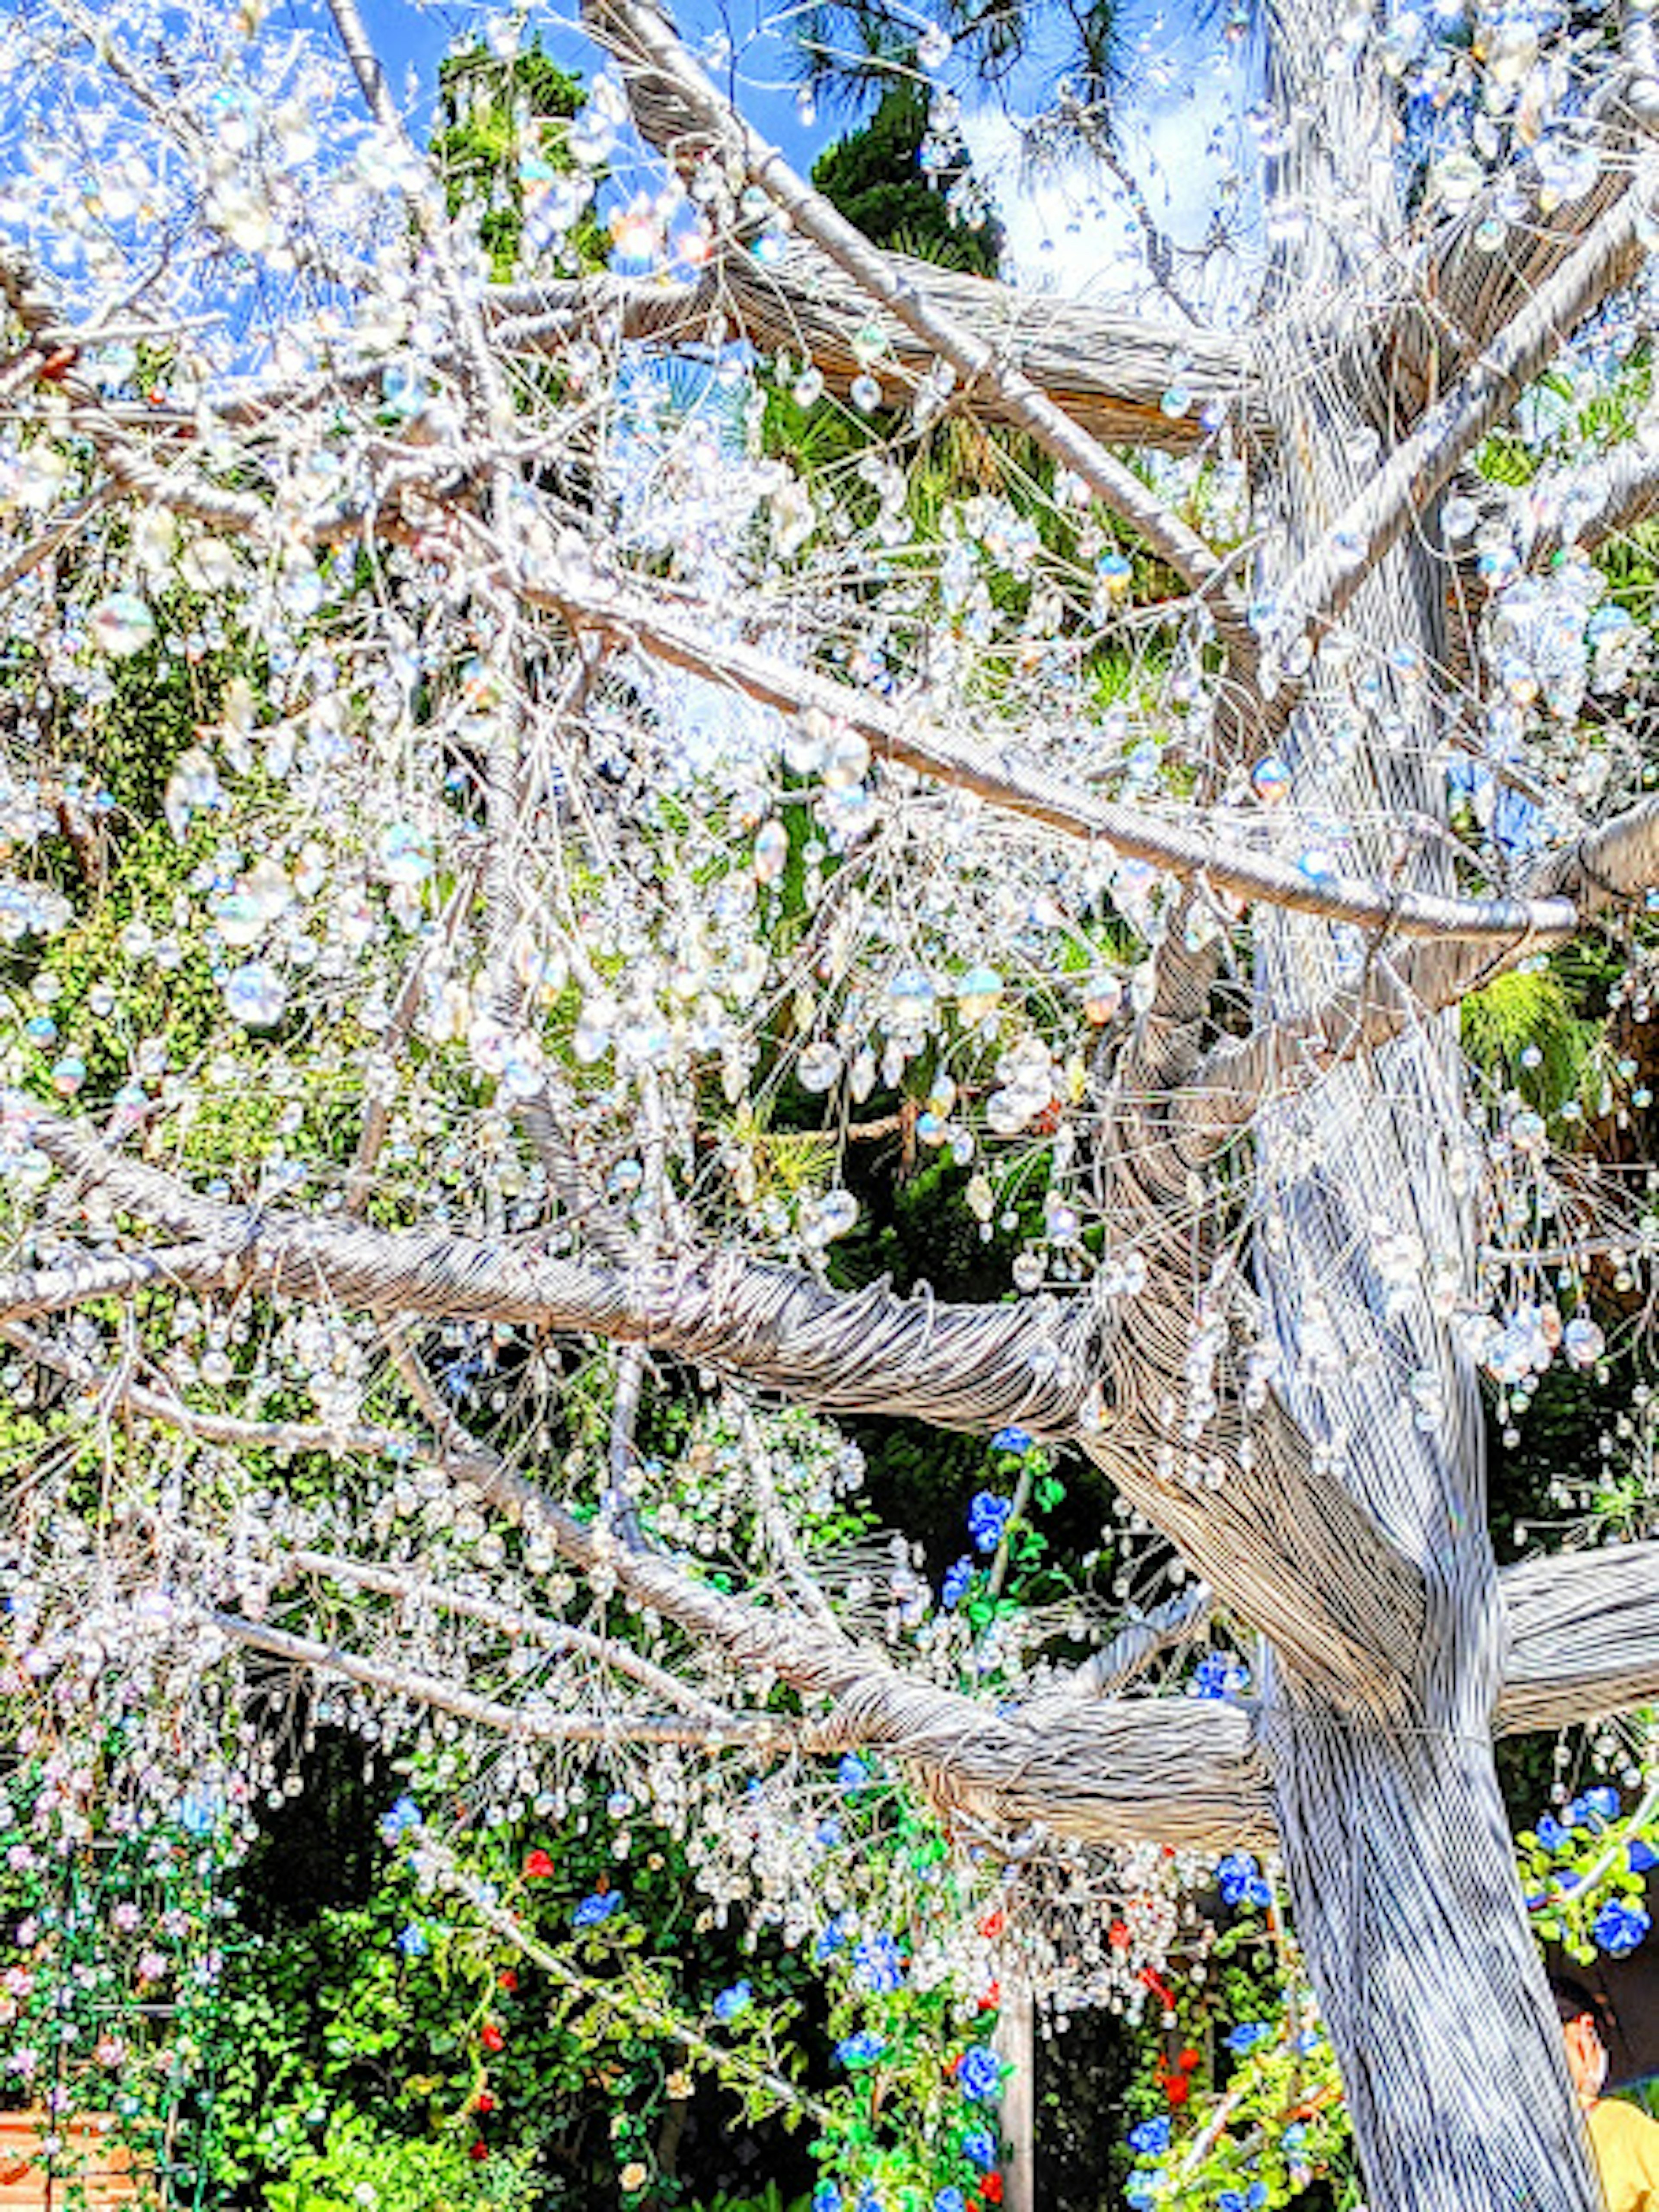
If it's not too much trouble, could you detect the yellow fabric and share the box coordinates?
[1588,2097,1659,2212]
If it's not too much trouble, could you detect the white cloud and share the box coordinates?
[962,44,1248,317]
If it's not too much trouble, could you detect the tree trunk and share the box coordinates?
[1265,1693,1598,2211]
[1248,1018,1598,2209]
[1241,0,1606,2142]
[992,1972,1036,2212]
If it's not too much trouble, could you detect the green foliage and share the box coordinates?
[213,1767,827,2210]
[792,0,1120,120]
[262,2118,540,2212]
[686,2190,812,2212]
[0,1753,234,2196]
[810,85,1002,275]
[1518,1791,1659,1964]
[434,41,597,281]
[1461,964,1602,1115]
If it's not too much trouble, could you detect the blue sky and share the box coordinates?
[345,0,1241,307]
[355,0,832,168]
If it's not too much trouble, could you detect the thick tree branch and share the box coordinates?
[1277,161,1656,683]
[1173,795,1659,1151]
[141,255,1256,456]
[1522,437,1659,562]
[0,1107,1522,1727]
[2,1291,1265,1849]
[585,0,1259,665]
[1397,75,1653,417]
[1496,1540,1659,1735]
[13,1300,1642,1841]
[14,1100,1106,1438]
[489,248,1262,454]
[534,564,1605,945]
[1079,1423,1427,1718]
[0,1241,232,1320]
[1040,1583,1212,1701]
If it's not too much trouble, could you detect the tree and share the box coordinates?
[808,82,1003,277]
[0,0,1658,2209]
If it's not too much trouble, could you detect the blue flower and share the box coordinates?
[933,2192,966,2212]
[176,1792,221,1837]
[1224,2020,1273,2054]
[1594,1898,1652,1958]
[956,2047,1001,2102]
[713,1980,752,2022]
[961,2128,996,2171]
[853,1933,906,1995]
[812,2187,841,2212]
[1216,1852,1267,1908]
[1192,1652,1249,1700]
[1630,1838,1657,1874]
[855,2187,885,2212]
[395,1923,429,1958]
[379,1794,422,1843]
[1536,1815,1568,1851]
[1128,2117,1171,2155]
[835,2032,887,2067]
[1219,2193,1247,2212]
[1248,2187,1268,2209]
[816,1818,844,1848]
[815,1916,848,1961]
[1586,1786,1622,1821]
[572,1890,623,1928]
[941,1557,974,1608]
[838,1754,871,1792]
[968,1491,1012,1554]
[992,1427,1033,1456]
[1126,2177,1164,2210]
[1280,2124,1308,2156]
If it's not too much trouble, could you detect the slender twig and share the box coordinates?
[418,1838,836,2124]
[207,1607,777,1747]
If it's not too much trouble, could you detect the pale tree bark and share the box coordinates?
[1238,6,1603,2204]
[486,248,1265,452]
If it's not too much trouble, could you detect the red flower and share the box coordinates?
[498,1970,518,1994]
[977,1980,1001,2012]
[1177,2047,1200,2074]
[978,1909,1004,1940]
[480,2021,505,2053]
[1138,1966,1173,2009]
[982,2178,1004,2205]
[1166,2078,1190,2108]
[523,1849,556,1879]
[469,2142,489,2162]
[1107,1920,1129,1949]
[474,2091,497,2115]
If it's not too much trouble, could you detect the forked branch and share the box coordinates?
[1173,795,1659,1151]
[1278,157,1658,685]
[584,0,1259,666]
